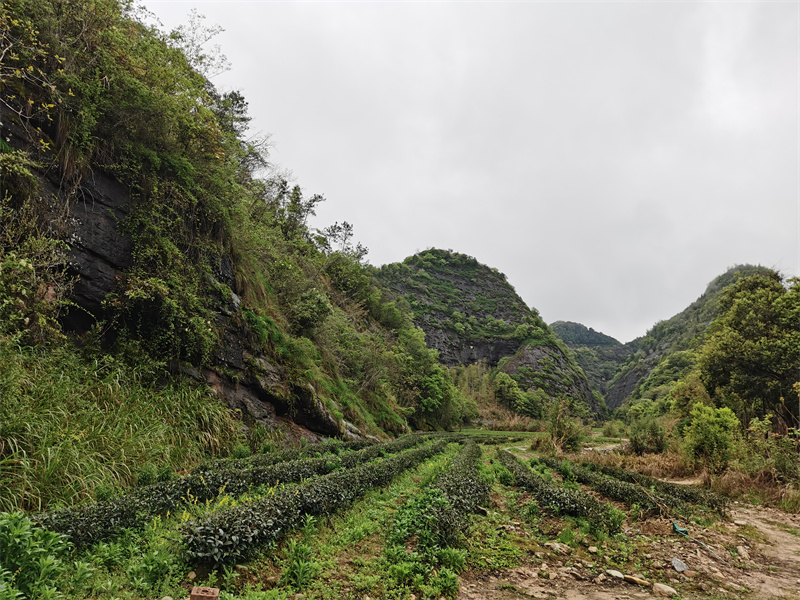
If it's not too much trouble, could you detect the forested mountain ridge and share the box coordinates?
[376,249,602,416]
[551,265,793,417]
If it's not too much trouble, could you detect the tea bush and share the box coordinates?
[433,441,490,516]
[183,440,448,563]
[37,435,428,548]
[496,450,622,535]
[578,461,728,514]
[538,457,686,518]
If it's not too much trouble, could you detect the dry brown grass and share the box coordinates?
[577,449,800,512]
[477,403,541,432]
[576,449,694,479]
[712,470,800,512]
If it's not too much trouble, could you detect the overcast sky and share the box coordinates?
[142,0,798,344]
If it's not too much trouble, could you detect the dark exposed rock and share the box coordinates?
[35,164,363,440]
[605,356,654,410]
[422,327,521,368]
[57,172,133,330]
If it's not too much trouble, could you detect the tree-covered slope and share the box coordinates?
[376,249,544,365]
[558,265,778,411]
[376,249,601,416]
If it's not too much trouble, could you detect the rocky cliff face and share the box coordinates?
[420,327,521,368]
[35,166,368,441]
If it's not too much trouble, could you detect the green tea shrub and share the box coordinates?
[433,441,490,516]
[183,441,447,563]
[38,436,426,548]
[579,461,728,514]
[540,456,690,517]
[496,450,622,535]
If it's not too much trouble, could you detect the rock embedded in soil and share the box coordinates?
[624,574,651,586]
[671,557,688,572]
[652,582,679,597]
[606,569,624,579]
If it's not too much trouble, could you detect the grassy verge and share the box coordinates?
[0,337,238,512]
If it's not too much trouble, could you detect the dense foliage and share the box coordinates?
[376,249,539,342]
[698,272,799,428]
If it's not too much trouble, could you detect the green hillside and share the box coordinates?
[604,265,777,410]
[376,249,602,416]
[549,265,799,438]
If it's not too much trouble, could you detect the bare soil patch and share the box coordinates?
[458,502,800,600]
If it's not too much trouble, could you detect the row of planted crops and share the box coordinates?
[1,433,729,600]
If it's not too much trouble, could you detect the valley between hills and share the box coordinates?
[1,2,799,599]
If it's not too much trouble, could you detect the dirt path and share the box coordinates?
[458,502,800,600]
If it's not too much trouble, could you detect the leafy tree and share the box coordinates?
[168,8,231,78]
[493,372,525,408]
[698,272,800,428]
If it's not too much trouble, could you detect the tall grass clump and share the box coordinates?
[0,338,237,512]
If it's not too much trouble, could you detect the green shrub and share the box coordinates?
[629,417,666,455]
[545,399,589,453]
[231,443,252,459]
[683,403,740,474]
[539,457,687,519]
[0,511,94,600]
[433,441,490,517]
[579,461,728,515]
[601,420,627,438]
[495,450,622,535]
[136,463,158,487]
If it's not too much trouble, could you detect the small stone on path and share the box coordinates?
[671,557,688,572]
[652,582,679,597]
[606,569,624,579]
[624,574,650,586]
